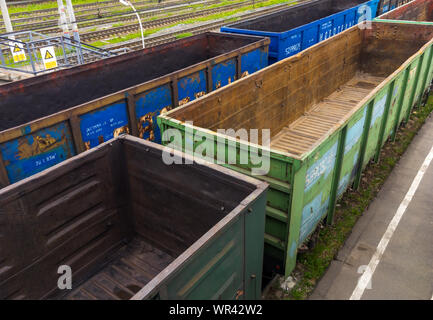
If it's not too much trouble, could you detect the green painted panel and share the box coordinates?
[299,135,339,243]
[364,86,390,166]
[338,104,368,198]
[163,215,244,299]
[384,72,405,142]
[412,48,431,107]
[399,58,421,124]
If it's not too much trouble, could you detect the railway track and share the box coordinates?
[55,2,288,65]
[80,0,267,42]
[104,3,289,52]
[0,0,221,33]
[6,0,189,24]
[8,0,159,15]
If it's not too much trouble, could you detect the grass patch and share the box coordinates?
[175,32,193,39]
[88,0,297,47]
[286,94,433,300]
[8,0,116,14]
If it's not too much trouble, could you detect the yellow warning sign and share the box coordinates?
[9,42,26,63]
[40,46,58,70]
[44,50,54,60]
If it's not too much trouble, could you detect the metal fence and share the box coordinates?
[0,30,118,76]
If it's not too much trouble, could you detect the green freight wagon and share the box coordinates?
[158,22,433,277]
[0,136,268,300]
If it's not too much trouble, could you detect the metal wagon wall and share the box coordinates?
[377,0,411,15]
[0,32,269,187]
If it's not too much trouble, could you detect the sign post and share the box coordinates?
[40,46,58,70]
[10,42,26,63]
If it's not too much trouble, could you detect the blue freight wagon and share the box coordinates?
[221,0,380,64]
[0,32,269,187]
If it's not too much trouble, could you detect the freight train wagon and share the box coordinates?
[377,0,411,15]
[0,135,268,300]
[158,22,433,277]
[221,0,381,64]
[376,0,433,24]
[376,0,433,104]
[0,32,269,187]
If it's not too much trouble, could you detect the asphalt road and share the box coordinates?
[310,114,433,300]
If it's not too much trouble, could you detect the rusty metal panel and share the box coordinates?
[212,59,237,90]
[0,122,76,184]
[377,0,432,21]
[135,84,172,143]
[177,70,207,105]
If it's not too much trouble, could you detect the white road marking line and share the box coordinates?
[350,144,433,300]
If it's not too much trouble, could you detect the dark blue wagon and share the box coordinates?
[221,0,381,64]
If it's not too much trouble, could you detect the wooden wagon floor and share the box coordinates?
[65,236,175,300]
[271,72,386,156]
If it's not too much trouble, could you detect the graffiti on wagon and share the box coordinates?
[300,192,330,243]
[345,108,367,155]
[304,142,338,192]
[80,102,129,150]
[370,93,388,128]
[0,122,76,184]
[162,123,271,176]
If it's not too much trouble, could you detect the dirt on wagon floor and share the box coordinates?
[264,91,433,300]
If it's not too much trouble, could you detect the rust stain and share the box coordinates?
[113,125,130,138]
[241,71,249,78]
[216,81,221,89]
[180,73,202,90]
[235,290,244,300]
[138,112,156,141]
[194,91,206,99]
[179,97,191,106]
[17,134,65,159]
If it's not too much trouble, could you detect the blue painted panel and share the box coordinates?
[283,32,302,59]
[302,24,319,50]
[345,108,367,155]
[212,59,236,90]
[177,70,207,105]
[79,102,129,149]
[135,84,172,144]
[299,193,329,243]
[370,93,388,128]
[221,0,379,64]
[337,173,350,198]
[345,8,357,29]
[0,122,76,184]
[241,48,268,75]
[319,20,333,42]
[332,14,346,35]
